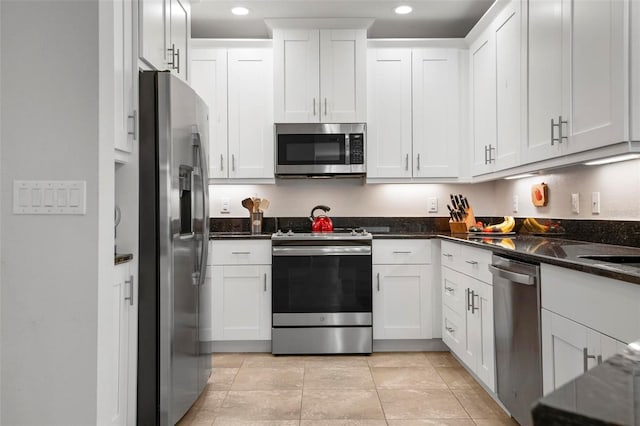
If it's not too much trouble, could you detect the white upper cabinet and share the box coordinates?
[470,0,523,176]
[366,48,413,178]
[274,28,366,123]
[367,45,464,180]
[227,49,274,179]
[412,48,461,178]
[139,0,190,81]
[113,0,136,162]
[524,0,627,163]
[190,48,228,179]
[190,43,274,181]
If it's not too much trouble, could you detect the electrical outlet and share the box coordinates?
[512,195,519,213]
[591,192,601,214]
[220,197,230,214]
[571,193,580,214]
[427,197,438,213]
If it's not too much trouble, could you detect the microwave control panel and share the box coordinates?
[349,134,364,164]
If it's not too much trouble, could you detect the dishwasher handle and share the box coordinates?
[488,264,537,285]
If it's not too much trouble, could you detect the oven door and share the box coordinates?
[272,245,372,326]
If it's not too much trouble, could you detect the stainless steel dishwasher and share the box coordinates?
[489,254,542,426]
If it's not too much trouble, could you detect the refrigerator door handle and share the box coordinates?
[193,130,209,287]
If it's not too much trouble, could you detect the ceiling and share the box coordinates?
[191,0,495,39]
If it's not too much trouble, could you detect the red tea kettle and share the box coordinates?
[310,205,334,232]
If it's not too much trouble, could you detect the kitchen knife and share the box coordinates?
[450,194,458,210]
[446,204,454,220]
[458,194,466,209]
[454,194,462,209]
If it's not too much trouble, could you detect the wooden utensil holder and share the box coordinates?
[448,207,477,233]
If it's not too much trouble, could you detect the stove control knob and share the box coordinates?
[287,230,294,236]
[276,229,283,236]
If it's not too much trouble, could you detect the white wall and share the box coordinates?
[210,159,640,221]
[494,159,640,220]
[209,180,498,218]
[1,2,100,424]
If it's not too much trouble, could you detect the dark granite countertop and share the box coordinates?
[532,346,640,425]
[114,253,133,265]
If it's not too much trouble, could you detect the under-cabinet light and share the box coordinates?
[504,173,537,180]
[584,154,640,166]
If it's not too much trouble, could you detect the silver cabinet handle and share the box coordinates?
[583,348,597,372]
[231,251,251,255]
[124,275,134,306]
[405,154,409,171]
[393,251,412,254]
[465,260,478,265]
[377,272,380,292]
[416,153,421,171]
[444,286,454,292]
[232,154,236,171]
[313,98,316,116]
[442,253,452,258]
[264,273,267,292]
[484,145,488,164]
[324,97,328,116]
[175,48,181,74]
[597,355,603,365]
[466,288,471,311]
[167,43,177,69]
[472,292,479,313]
[220,154,224,171]
[488,144,495,164]
[127,110,137,138]
[559,115,568,144]
[551,118,558,145]
[445,326,455,333]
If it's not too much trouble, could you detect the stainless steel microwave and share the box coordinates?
[275,123,366,177]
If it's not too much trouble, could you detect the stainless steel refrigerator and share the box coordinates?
[138,71,210,425]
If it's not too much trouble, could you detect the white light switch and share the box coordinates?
[591,192,601,214]
[512,195,519,213]
[13,180,86,214]
[571,193,580,214]
[220,198,230,214]
[427,197,438,213]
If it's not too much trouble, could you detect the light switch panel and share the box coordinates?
[13,181,86,214]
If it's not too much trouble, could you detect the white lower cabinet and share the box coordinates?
[540,263,638,395]
[109,262,136,426]
[442,266,495,392]
[207,240,272,342]
[440,240,495,392]
[373,264,432,339]
[541,309,626,395]
[372,239,436,341]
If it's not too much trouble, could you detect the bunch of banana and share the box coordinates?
[521,217,549,233]
[483,216,515,233]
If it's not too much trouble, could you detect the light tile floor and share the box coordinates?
[177,352,518,426]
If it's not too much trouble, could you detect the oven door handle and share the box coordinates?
[272,246,372,256]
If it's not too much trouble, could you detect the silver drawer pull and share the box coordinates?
[264,273,267,292]
[583,348,598,372]
[445,286,454,292]
[393,251,412,254]
[377,272,380,292]
[465,260,478,265]
[124,275,134,306]
[445,326,455,333]
[442,253,453,258]
[231,251,251,255]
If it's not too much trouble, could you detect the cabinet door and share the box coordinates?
[274,29,320,123]
[567,0,626,153]
[469,278,495,392]
[366,48,413,178]
[109,264,131,426]
[373,265,432,339]
[139,0,166,71]
[319,29,366,123]
[227,49,274,179]
[443,305,466,359]
[114,0,135,157]
[524,0,565,164]
[168,0,189,81]
[412,49,460,178]
[191,48,228,178]
[494,0,523,171]
[212,265,271,340]
[541,308,588,395]
[470,28,497,176]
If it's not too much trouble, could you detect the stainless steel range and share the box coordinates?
[271,230,373,354]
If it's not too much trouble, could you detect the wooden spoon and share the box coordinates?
[259,199,269,212]
[241,197,253,213]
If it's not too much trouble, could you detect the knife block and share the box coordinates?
[448,207,477,233]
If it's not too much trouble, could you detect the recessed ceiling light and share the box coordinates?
[394,5,413,15]
[231,6,249,16]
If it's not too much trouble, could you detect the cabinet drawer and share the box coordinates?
[441,240,492,284]
[209,240,271,265]
[373,239,432,265]
[442,267,467,317]
[442,304,465,358]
